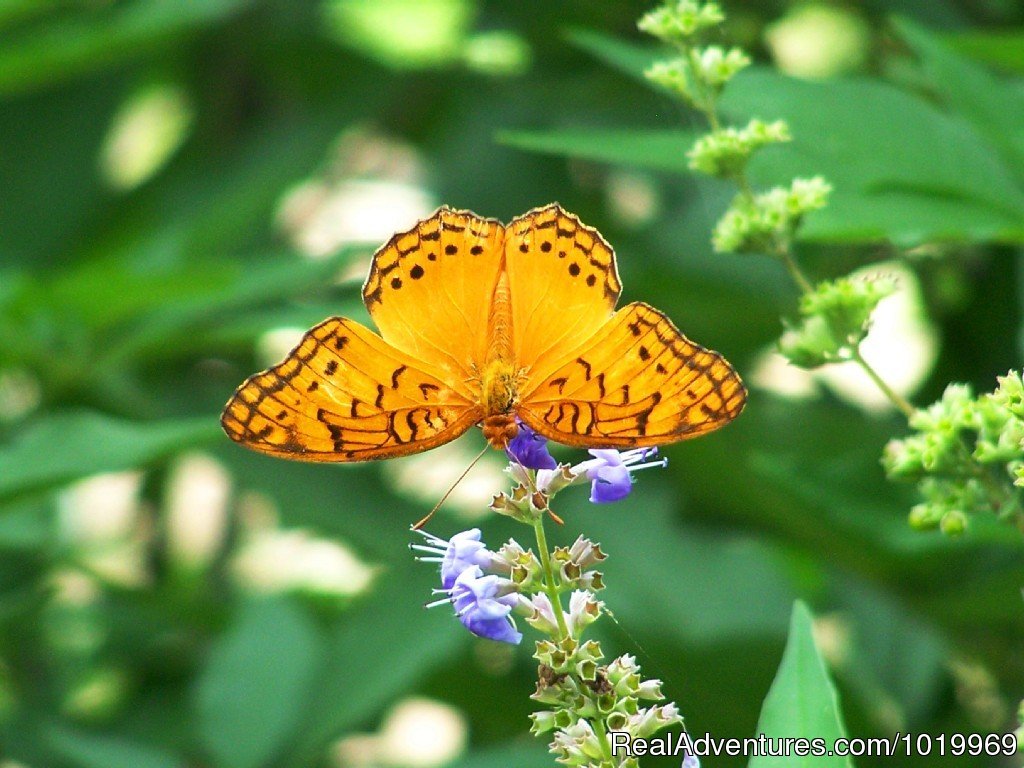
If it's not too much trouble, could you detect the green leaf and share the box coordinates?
[947,29,1024,74]
[0,0,254,97]
[554,28,1024,243]
[46,726,182,768]
[195,598,323,768]
[0,412,218,503]
[722,69,1024,243]
[894,17,1024,181]
[564,28,665,85]
[748,602,852,768]
[496,129,698,174]
[91,249,361,368]
[282,561,464,768]
[0,500,53,550]
[563,484,796,644]
[835,578,947,726]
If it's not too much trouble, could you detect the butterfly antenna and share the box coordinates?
[411,444,491,530]
[603,605,650,661]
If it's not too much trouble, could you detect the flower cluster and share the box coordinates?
[638,0,724,41]
[415,424,667,643]
[687,119,791,178]
[639,0,830,259]
[883,372,1024,534]
[414,422,686,765]
[533,652,683,768]
[712,177,832,255]
[636,2,1014,540]
[777,275,896,368]
[503,423,668,511]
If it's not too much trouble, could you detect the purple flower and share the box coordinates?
[411,528,495,589]
[574,448,668,504]
[450,566,522,644]
[416,529,521,644]
[506,421,557,470]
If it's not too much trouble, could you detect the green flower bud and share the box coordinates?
[605,654,640,685]
[778,275,895,369]
[908,502,942,530]
[568,590,602,635]
[596,691,618,714]
[534,640,561,669]
[607,711,629,731]
[688,119,790,178]
[630,703,683,738]
[490,484,536,522]
[551,720,604,764]
[576,639,604,664]
[575,658,598,681]
[568,536,607,568]
[991,371,1024,419]
[940,509,968,536]
[541,464,578,496]
[638,1,725,42]
[910,384,975,433]
[530,709,559,734]
[578,570,605,591]
[694,45,751,87]
[713,177,831,254]
[496,540,543,589]
[644,59,693,101]
[637,679,666,700]
[613,672,642,698]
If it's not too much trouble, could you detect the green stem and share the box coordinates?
[592,716,617,765]
[850,347,916,420]
[531,512,616,766]
[532,516,571,640]
[777,244,815,295]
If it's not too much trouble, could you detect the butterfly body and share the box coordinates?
[476,269,523,448]
[222,205,746,462]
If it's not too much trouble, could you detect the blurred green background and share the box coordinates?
[2,0,1024,766]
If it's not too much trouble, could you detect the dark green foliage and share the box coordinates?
[1,2,1022,767]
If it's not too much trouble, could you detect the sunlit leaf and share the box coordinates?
[894,17,1024,180]
[748,601,852,768]
[496,129,698,174]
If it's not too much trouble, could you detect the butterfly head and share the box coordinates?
[478,358,522,449]
[481,414,519,450]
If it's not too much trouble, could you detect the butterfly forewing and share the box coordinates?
[221,318,481,461]
[517,302,746,448]
[362,207,505,379]
[505,205,621,378]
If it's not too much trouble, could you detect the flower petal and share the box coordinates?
[506,421,558,470]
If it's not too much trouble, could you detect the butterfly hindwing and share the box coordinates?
[221,318,482,461]
[517,302,746,448]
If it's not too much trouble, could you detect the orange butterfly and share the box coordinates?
[221,204,746,462]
